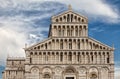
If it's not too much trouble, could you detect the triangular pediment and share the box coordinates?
[51,10,88,23]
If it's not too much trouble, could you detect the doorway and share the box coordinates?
[66,77,74,79]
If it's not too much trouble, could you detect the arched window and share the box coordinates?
[91,55,93,62]
[61,29,64,36]
[69,42,72,49]
[60,53,63,62]
[67,14,70,22]
[30,52,33,55]
[68,52,72,61]
[60,42,63,49]
[67,29,70,36]
[78,17,81,22]
[74,16,77,21]
[38,46,40,49]
[56,19,58,22]
[77,54,80,62]
[45,44,47,49]
[64,16,66,22]
[75,28,78,36]
[35,52,37,55]
[60,17,62,22]
[78,42,80,49]
[58,29,61,36]
[107,53,110,63]
[71,14,73,22]
[82,19,84,22]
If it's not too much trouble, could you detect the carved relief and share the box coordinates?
[54,66,62,74]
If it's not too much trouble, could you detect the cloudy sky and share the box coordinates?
[0,0,120,79]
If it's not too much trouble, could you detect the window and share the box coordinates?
[68,52,72,61]
[77,54,80,62]
[70,30,73,36]
[78,42,80,49]
[78,17,81,22]
[62,30,64,36]
[69,42,72,49]
[71,14,73,22]
[56,19,58,22]
[74,16,77,21]
[60,42,63,49]
[38,46,40,49]
[45,44,47,49]
[107,57,109,63]
[60,53,63,61]
[30,52,33,55]
[9,71,10,75]
[35,52,37,55]
[82,19,84,22]
[67,29,70,36]
[58,29,61,36]
[91,55,93,62]
[60,17,62,22]
[75,29,78,36]
[67,14,70,22]
[79,29,81,36]
[107,53,109,63]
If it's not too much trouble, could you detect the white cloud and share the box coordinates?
[0,0,68,66]
[0,0,119,23]
[115,64,120,79]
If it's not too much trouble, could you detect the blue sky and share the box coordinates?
[0,0,120,79]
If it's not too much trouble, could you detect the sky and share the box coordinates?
[0,0,120,79]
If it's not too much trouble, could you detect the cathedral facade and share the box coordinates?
[2,6,114,79]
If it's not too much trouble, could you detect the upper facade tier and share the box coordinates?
[24,6,114,51]
[49,7,88,37]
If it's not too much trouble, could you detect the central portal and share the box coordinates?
[66,77,74,79]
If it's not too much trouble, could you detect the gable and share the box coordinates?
[88,37,113,50]
[51,11,88,23]
[24,38,52,51]
[25,37,113,51]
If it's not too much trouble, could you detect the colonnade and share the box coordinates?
[52,25,87,37]
[53,13,87,23]
[33,38,109,50]
[29,51,112,65]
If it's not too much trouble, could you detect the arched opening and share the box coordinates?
[43,73,51,79]
[67,14,70,22]
[71,14,73,22]
[90,73,97,79]
[64,66,77,79]
[44,74,50,78]
[30,67,39,79]
[68,52,72,61]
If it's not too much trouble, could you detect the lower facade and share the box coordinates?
[25,65,114,79]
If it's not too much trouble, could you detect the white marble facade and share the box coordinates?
[2,5,114,79]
